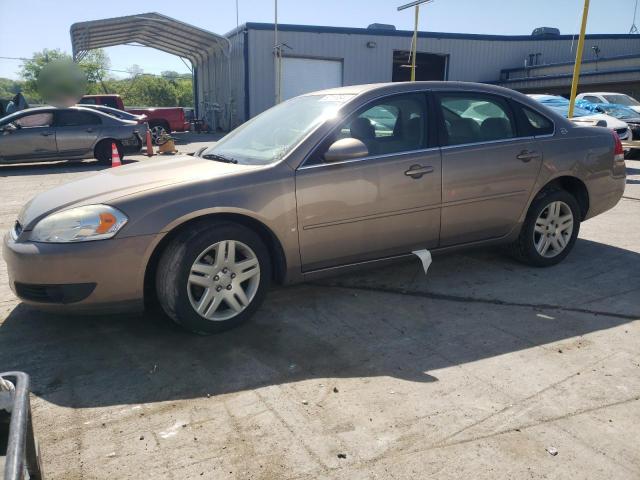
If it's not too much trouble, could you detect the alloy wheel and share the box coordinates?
[150,126,167,145]
[187,240,260,321]
[533,200,574,258]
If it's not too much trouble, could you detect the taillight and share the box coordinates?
[613,131,624,163]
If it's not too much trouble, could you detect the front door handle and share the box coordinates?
[86,128,93,133]
[40,131,53,137]
[404,164,434,179]
[516,150,541,162]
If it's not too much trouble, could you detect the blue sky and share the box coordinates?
[0,0,637,79]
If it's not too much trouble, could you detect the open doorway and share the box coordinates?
[392,50,448,82]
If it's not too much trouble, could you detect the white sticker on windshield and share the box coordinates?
[319,95,354,103]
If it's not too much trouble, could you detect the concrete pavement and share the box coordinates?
[0,153,638,479]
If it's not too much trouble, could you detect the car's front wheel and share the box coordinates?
[511,188,581,267]
[155,222,271,334]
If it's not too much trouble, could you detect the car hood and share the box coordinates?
[18,155,259,229]
[569,113,628,129]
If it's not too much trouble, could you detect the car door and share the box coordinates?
[435,91,543,246]
[53,110,101,157]
[0,111,56,162]
[296,92,442,271]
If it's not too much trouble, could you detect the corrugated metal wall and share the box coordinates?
[245,26,640,120]
[194,30,245,131]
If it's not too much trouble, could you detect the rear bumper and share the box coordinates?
[3,232,157,313]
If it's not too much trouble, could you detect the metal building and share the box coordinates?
[71,14,640,131]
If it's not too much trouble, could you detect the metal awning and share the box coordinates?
[70,12,229,64]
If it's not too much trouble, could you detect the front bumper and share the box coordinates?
[3,232,157,313]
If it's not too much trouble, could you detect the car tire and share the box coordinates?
[150,124,169,145]
[155,222,271,334]
[94,140,123,165]
[510,188,581,267]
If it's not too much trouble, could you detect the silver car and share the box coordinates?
[3,82,626,334]
[0,106,146,164]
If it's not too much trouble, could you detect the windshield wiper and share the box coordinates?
[202,153,238,164]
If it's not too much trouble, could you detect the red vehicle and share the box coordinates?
[79,94,190,143]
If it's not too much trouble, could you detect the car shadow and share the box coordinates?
[0,158,139,177]
[0,238,638,409]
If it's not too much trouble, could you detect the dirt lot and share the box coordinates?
[1,139,639,479]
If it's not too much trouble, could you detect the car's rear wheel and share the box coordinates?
[511,188,581,267]
[155,222,271,334]
[150,124,169,145]
[94,139,123,165]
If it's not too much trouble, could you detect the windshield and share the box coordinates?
[537,98,591,118]
[603,94,640,107]
[202,94,354,165]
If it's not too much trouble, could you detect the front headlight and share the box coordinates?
[30,205,128,243]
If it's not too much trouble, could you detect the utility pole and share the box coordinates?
[568,0,590,118]
[397,0,434,82]
[274,0,282,104]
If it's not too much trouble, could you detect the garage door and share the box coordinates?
[281,57,343,101]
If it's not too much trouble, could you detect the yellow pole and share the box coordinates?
[568,0,590,118]
[411,4,420,81]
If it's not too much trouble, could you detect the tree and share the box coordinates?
[19,49,71,100]
[19,48,111,100]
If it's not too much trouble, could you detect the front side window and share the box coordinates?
[313,93,428,162]
[439,94,515,146]
[15,113,53,128]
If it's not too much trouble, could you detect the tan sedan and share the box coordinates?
[4,82,626,334]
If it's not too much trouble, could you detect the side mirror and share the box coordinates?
[595,120,607,127]
[324,138,369,163]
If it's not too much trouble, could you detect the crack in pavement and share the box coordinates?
[313,283,640,320]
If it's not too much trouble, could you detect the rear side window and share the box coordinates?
[583,95,602,104]
[101,97,120,109]
[439,94,515,146]
[521,107,554,136]
[56,111,101,127]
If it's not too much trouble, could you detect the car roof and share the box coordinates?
[0,105,129,123]
[309,81,523,95]
[580,92,626,96]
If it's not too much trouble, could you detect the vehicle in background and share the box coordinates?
[0,106,146,164]
[79,94,190,143]
[575,100,640,141]
[77,104,148,124]
[528,94,631,142]
[4,82,625,334]
[576,92,640,114]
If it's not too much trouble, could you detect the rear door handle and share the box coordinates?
[516,150,541,162]
[404,164,434,179]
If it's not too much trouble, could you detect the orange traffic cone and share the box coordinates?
[111,142,122,167]
[145,130,154,157]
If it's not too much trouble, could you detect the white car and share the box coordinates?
[576,92,640,114]
[528,94,631,142]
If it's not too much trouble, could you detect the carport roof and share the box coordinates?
[70,12,229,64]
